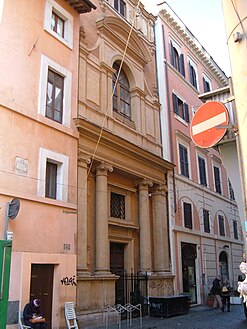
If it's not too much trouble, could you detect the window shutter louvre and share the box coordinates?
[172,93,179,114]
[183,102,189,122]
[179,54,185,77]
[203,77,207,92]
[170,41,175,67]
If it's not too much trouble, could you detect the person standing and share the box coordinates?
[23,299,47,328]
[211,275,223,310]
[221,279,231,312]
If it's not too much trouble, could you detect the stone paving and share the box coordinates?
[94,304,247,329]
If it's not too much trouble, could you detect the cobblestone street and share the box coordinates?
[95,304,247,329]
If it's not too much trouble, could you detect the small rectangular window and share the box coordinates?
[233,220,238,239]
[218,215,225,236]
[45,161,57,199]
[179,144,189,178]
[203,77,211,93]
[170,41,185,77]
[110,192,125,219]
[114,0,126,17]
[203,209,210,233]
[184,202,192,229]
[172,93,189,123]
[46,69,64,123]
[229,179,235,200]
[198,156,207,186]
[189,62,198,89]
[214,166,221,194]
[51,11,65,38]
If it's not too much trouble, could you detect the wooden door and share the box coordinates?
[30,264,54,328]
[110,243,125,305]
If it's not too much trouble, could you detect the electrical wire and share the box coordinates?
[86,0,141,179]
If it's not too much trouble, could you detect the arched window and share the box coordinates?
[112,62,131,119]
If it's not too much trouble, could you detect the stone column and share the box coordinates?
[95,162,113,275]
[152,185,170,274]
[77,153,91,273]
[138,179,153,273]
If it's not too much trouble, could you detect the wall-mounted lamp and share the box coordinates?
[223,245,229,249]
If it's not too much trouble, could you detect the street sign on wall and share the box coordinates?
[191,101,229,148]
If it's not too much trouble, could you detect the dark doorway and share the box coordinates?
[219,251,229,283]
[30,264,54,328]
[110,243,125,305]
[181,243,197,303]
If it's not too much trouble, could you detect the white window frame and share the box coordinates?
[38,55,72,127]
[38,148,69,202]
[44,0,73,49]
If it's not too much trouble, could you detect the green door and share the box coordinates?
[0,240,12,329]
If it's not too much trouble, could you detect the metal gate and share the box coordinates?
[124,272,148,316]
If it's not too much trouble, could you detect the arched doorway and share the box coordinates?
[219,251,229,282]
[181,243,197,303]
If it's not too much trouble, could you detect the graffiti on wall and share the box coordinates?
[61,275,77,286]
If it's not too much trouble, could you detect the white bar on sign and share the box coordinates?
[192,112,226,136]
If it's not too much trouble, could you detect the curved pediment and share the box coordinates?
[96,16,152,66]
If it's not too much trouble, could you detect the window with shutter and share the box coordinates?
[172,93,189,122]
[228,179,235,200]
[184,202,192,229]
[214,166,221,194]
[218,215,225,236]
[179,144,189,178]
[203,209,210,233]
[233,220,238,240]
[198,156,207,186]
[203,76,211,93]
[170,41,185,76]
[189,61,198,89]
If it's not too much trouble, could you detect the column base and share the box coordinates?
[94,270,115,277]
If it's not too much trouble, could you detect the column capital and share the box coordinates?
[135,178,153,190]
[96,162,113,175]
[152,184,168,195]
[78,151,91,168]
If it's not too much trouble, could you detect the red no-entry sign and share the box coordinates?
[191,101,229,148]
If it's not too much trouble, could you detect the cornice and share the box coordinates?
[159,9,228,87]
[74,117,175,178]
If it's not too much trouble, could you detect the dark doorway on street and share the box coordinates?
[219,251,229,282]
[182,243,197,304]
[110,242,125,305]
[30,264,54,329]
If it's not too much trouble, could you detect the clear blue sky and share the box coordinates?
[141,0,231,76]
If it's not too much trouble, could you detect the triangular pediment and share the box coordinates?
[96,16,152,65]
